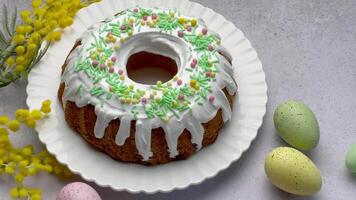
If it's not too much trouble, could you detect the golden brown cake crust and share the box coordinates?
[58,42,235,165]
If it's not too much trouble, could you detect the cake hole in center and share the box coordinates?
[126,51,178,85]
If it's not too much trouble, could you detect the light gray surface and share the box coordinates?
[1,0,356,199]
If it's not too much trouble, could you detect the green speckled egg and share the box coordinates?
[265,147,322,195]
[346,144,356,173]
[274,100,320,151]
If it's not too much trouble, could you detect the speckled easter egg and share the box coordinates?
[265,147,322,195]
[346,144,356,173]
[57,182,101,200]
[274,100,320,151]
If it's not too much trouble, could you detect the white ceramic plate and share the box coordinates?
[26,0,267,193]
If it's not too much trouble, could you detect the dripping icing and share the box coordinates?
[61,7,237,161]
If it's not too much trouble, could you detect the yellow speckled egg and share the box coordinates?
[274,100,320,151]
[265,147,322,195]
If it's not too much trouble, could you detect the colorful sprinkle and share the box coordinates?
[211,72,216,78]
[114,44,121,51]
[109,67,114,73]
[190,61,197,68]
[162,116,169,123]
[178,17,185,24]
[92,60,99,67]
[141,97,147,104]
[191,18,197,27]
[208,44,214,51]
[129,18,135,25]
[202,28,208,35]
[128,30,133,36]
[118,69,123,75]
[178,94,185,100]
[190,80,197,87]
[177,79,182,85]
[107,61,113,67]
[178,31,184,38]
[209,96,215,103]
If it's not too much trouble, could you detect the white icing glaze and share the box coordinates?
[115,115,131,145]
[61,7,237,161]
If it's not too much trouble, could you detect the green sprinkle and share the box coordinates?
[90,86,105,97]
[76,84,84,98]
[106,92,113,100]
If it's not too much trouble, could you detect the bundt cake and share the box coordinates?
[58,7,237,165]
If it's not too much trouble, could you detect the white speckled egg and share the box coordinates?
[57,182,101,200]
[274,100,320,151]
[346,144,356,173]
[265,147,322,195]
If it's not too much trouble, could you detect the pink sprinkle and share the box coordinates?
[118,69,123,75]
[143,16,148,21]
[133,8,139,13]
[177,79,182,85]
[92,60,99,67]
[208,44,214,51]
[209,96,215,103]
[111,57,117,62]
[99,64,105,70]
[191,62,197,68]
[206,71,212,77]
[151,13,157,20]
[202,28,208,35]
[178,31,184,38]
[192,58,197,64]
[120,25,126,31]
[187,27,192,32]
[178,94,185,100]
[109,67,114,73]
[141,97,147,104]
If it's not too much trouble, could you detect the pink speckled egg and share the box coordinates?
[57,182,101,200]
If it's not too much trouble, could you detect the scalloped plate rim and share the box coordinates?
[26,0,268,194]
